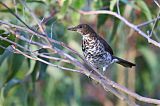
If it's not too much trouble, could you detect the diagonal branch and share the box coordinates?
[75,10,160,47]
[1,19,160,105]
[0,3,160,105]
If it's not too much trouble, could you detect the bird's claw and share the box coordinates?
[86,70,94,78]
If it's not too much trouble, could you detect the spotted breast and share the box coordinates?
[82,35,112,70]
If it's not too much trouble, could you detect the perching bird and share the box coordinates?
[68,24,135,72]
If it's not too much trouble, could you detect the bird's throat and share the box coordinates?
[82,34,95,41]
[82,34,97,46]
[82,33,90,38]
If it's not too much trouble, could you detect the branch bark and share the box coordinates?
[76,10,160,47]
[1,21,160,105]
[0,2,160,105]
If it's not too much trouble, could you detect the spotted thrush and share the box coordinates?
[68,24,135,72]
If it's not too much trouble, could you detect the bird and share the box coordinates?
[68,24,135,72]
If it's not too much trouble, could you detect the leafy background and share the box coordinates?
[0,0,160,106]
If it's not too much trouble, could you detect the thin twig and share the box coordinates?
[0,20,47,40]
[36,53,71,63]
[1,4,160,105]
[36,57,82,73]
[117,0,121,15]
[19,0,53,47]
[19,0,45,34]
[137,0,160,29]
[0,35,29,52]
[0,45,16,53]
[0,2,52,47]
[0,2,33,34]
[137,16,160,28]
[154,0,160,8]
[148,10,160,38]
[75,10,160,47]
[1,25,160,105]
[12,45,37,60]
[0,36,82,73]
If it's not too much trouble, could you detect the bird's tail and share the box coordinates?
[113,56,135,68]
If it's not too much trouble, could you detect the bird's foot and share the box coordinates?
[89,70,94,74]
[87,66,100,77]
[87,69,94,78]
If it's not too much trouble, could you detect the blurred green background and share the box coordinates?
[0,0,160,106]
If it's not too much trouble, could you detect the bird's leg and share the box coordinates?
[90,66,99,74]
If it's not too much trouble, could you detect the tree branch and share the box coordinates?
[75,10,160,47]
[0,2,160,105]
[1,22,160,105]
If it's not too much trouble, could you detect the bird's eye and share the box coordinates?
[79,25,82,28]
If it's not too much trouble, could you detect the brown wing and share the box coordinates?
[98,36,113,55]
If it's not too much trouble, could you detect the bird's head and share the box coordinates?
[68,24,95,36]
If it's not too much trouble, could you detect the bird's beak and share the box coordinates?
[67,26,77,31]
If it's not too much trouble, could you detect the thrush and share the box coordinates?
[68,24,135,72]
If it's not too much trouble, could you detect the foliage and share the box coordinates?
[0,0,160,106]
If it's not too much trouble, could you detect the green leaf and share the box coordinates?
[71,12,80,25]
[31,49,49,81]
[4,39,25,83]
[0,8,22,13]
[0,48,11,65]
[26,0,46,4]
[0,46,5,54]
[31,61,40,82]
[142,71,153,93]
[57,0,70,19]
[3,79,21,96]
[5,53,25,83]
[71,0,85,9]
[110,0,117,11]
[93,0,103,9]
[0,29,5,34]
[120,0,130,4]
[0,30,16,54]
[109,18,120,42]
[97,14,108,28]
[136,0,152,21]
[139,46,158,70]
[38,49,49,80]
[97,0,110,28]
